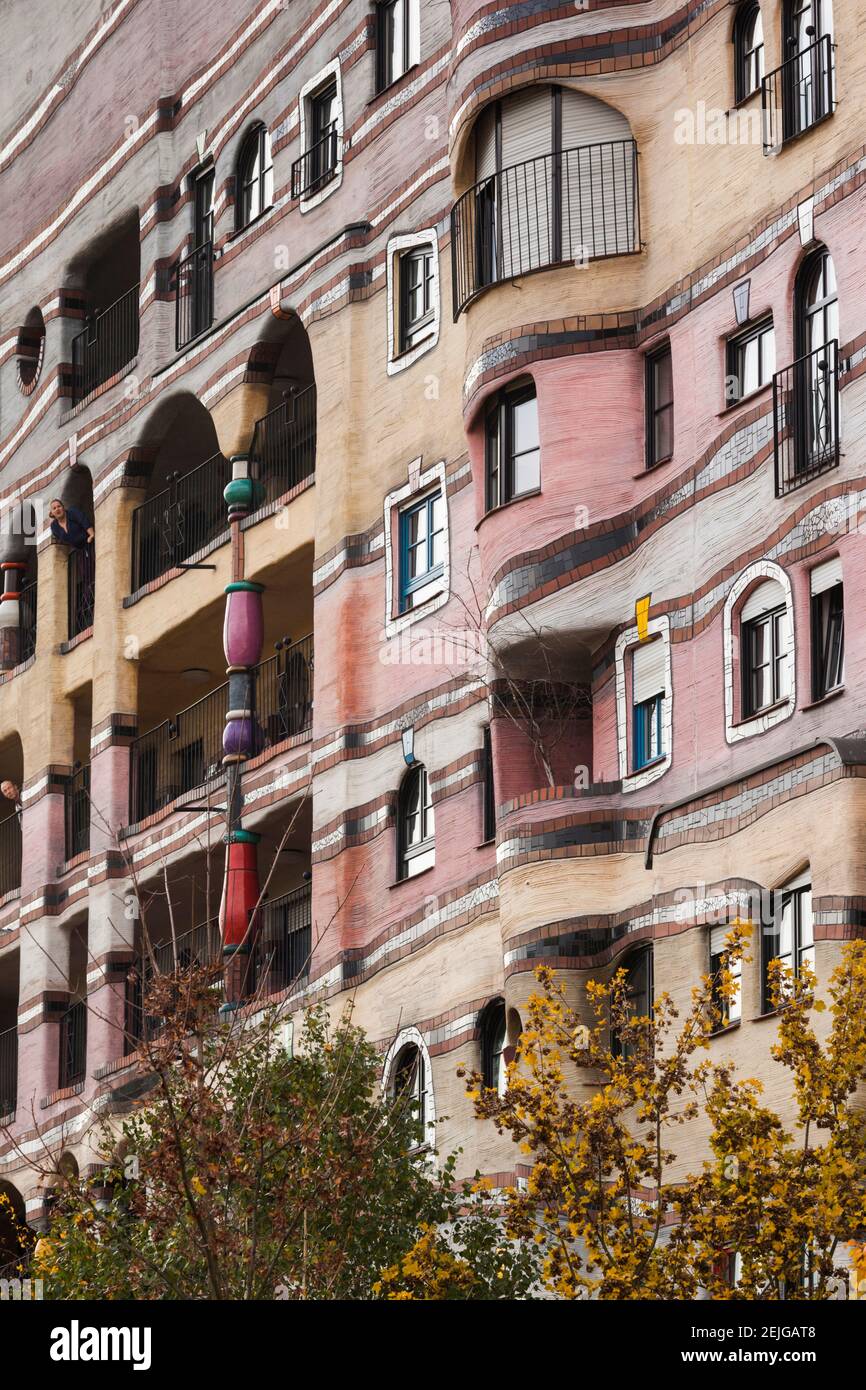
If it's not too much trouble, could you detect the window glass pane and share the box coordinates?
[741,337,759,396]
[779,899,794,962]
[799,889,813,948]
[654,405,673,462]
[654,351,673,407]
[512,395,539,455]
[761,326,776,378]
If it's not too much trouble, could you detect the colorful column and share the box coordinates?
[219,461,265,1009]
[0,561,27,670]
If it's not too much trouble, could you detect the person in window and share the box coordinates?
[49,499,94,548]
[0,780,22,823]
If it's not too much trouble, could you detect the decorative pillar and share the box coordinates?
[219,460,265,1008]
[0,561,27,670]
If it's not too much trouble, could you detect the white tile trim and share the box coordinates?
[382,457,450,640]
[615,615,673,791]
[724,560,795,744]
[297,58,344,214]
[381,1025,436,1149]
[386,228,441,375]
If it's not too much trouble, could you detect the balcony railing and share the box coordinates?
[452,138,640,316]
[67,545,95,639]
[0,814,21,899]
[128,634,314,825]
[19,575,37,663]
[254,882,312,996]
[291,123,339,199]
[64,763,91,862]
[175,239,214,351]
[249,385,317,506]
[130,452,231,590]
[125,919,221,1045]
[59,1000,87,1089]
[0,1024,17,1115]
[70,283,140,405]
[772,339,840,496]
[761,35,835,154]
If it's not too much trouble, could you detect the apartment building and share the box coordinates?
[0,0,864,1260]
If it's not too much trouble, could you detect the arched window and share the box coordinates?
[781,1,834,138]
[479,997,507,1093]
[384,1027,435,1150]
[733,4,764,103]
[611,947,653,1058]
[796,247,838,359]
[236,124,274,229]
[397,764,434,880]
[724,561,795,742]
[792,247,839,477]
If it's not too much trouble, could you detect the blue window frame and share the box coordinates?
[633,695,663,771]
[399,490,444,613]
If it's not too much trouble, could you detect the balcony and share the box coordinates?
[0,814,21,899]
[0,1024,16,1116]
[58,1000,87,1089]
[291,124,339,200]
[71,283,140,406]
[772,339,839,496]
[451,138,640,317]
[761,35,835,154]
[254,882,312,996]
[128,633,313,824]
[131,452,231,590]
[18,573,36,663]
[249,384,317,505]
[125,918,221,1045]
[64,763,91,862]
[175,239,214,351]
[67,546,95,640]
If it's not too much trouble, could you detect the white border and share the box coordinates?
[723,560,795,744]
[386,228,441,375]
[615,615,673,791]
[382,457,450,640]
[298,59,344,213]
[382,1025,436,1150]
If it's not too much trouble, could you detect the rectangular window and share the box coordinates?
[709,924,742,1028]
[399,490,445,613]
[762,881,813,1012]
[399,245,436,352]
[633,695,662,771]
[645,345,673,468]
[485,383,540,511]
[726,319,775,403]
[810,562,844,700]
[376,0,419,91]
[482,725,496,842]
[309,81,338,189]
[742,606,790,716]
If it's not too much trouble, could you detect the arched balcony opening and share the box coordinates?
[490,639,593,803]
[49,469,95,642]
[248,316,317,508]
[0,500,39,669]
[0,948,20,1122]
[67,208,140,405]
[772,245,840,494]
[452,85,640,315]
[130,393,230,591]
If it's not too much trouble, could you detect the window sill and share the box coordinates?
[370,63,420,104]
[475,487,542,532]
[393,588,444,623]
[389,864,436,890]
[392,329,435,363]
[709,1019,742,1038]
[476,837,496,850]
[634,455,673,480]
[730,696,790,728]
[632,755,666,775]
[729,90,761,114]
[717,381,772,417]
[227,205,275,241]
[801,685,845,712]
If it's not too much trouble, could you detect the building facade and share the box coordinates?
[1,0,865,1260]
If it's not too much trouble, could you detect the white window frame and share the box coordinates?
[386,229,440,375]
[615,615,673,791]
[297,59,344,213]
[382,456,450,639]
[724,560,795,744]
[382,1025,436,1152]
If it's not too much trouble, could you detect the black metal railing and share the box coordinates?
[128,635,314,824]
[452,138,640,316]
[772,339,840,496]
[18,575,37,663]
[291,123,339,199]
[0,814,21,899]
[761,35,834,154]
[175,239,214,350]
[254,883,312,995]
[67,545,95,639]
[249,386,317,506]
[71,283,140,406]
[130,453,231,590]
[59,1000,87,1089]
[0,1024,17,1115]
[64,763,91,861]
[125,919,221,1045]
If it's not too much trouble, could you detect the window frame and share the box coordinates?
[741,604,789,717]
[398,244,436,354]
[398,489,445,614]
[479,998,507,1093]
[376,0,418,92]
[397,764,435,881]
[811,579,844,700]
[632,693,663,772]
[645,343,674,469]
[484,380,541,513]
[709,929,743,1029]
[725,316,775,404]
[611,947,654,1059]
[762,879,813,1013]
[481,725,496,842]
[733,2,765,105]
[235,123,273,231]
